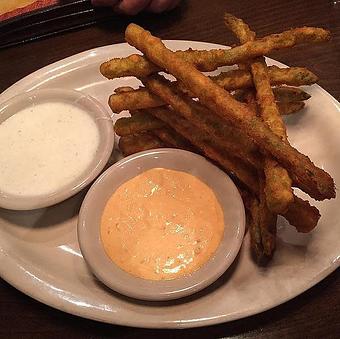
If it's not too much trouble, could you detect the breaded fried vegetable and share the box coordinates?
[257,176,277,258]
[152,128,193,150]
[108,69,315,113]
[212,66,318,90]
[176,67,318,96]
[118,124,257,195]
[251,63,289,138]
[119,132,164,156]
[272,86,311,102]
[225,12,293,214]
[261,157,292,212]
[114,112,165,136]
[114,86,137,93]
[143,106,260,192]
[101,54,159,79]
[125,23,335,201]
[239,189,266,261]
[235,86,311,103]
[248,197,266,261]
[283,196,321,233]
[101,26,330,79]
[117,110,320,233]
[109,88,164,113]
[109,86,306,116]
[119,127,192,154]
[224,13,256,44]
[234,89,306,115]
[277,101,305,115]
[142,74,261,169]
[240,89,295,225]
[251,60,294,213]
[108,70,313,116]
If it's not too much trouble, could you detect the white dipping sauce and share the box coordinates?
[0,101,100,197]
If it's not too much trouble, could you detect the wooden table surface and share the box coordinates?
[0,0,339,337]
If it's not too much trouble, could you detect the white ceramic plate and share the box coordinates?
[0,41,339,329]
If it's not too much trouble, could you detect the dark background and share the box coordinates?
[0,0,339,337]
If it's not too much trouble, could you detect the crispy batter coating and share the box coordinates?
[235,88,309,106]
[284,196,321,233]
[118,122,320,234]
[108,69,315,114]
[277,101,305,115]
[114,102,304,143]
[101,53,159,79]
[101,26,330,79]
[114,86,136,93]
[223,13,319,240]
[246,194,266,261]
[177,67,318,95]
[240,187,275,263]
[109,87,306,117]
[119,132,164,156]
[235,86,310,103]
[251,60,294,213]
[142,74,261,169]
[262,157,293,212]
[224,13,256,44]
[244,90,294,213]
[257,176,277,258]
[109,88,164,113]
[152,128,194,150]
[272,86,311,102]
[212,66,318,90]
[251,62,288,138]
[236,88,277,257]
[225,12,293,214]
[114,112,165,136]
[143,106,259,192]
[125,23,335,201]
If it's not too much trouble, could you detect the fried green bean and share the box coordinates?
[101,26,329,78]
[125,23,335,201]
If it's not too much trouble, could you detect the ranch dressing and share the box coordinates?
[0,101,100,197]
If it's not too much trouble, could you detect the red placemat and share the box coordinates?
[0,1,59,22]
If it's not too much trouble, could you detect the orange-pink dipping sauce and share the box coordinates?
[100,168,224,280]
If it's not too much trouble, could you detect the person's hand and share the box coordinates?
[91,0,181,15]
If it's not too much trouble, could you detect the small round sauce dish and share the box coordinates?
[0,88,114,210]
[78,148,245,301]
